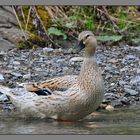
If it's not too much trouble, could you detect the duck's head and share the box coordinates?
[73,31,97,57]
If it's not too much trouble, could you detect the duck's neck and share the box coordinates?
[78,54,98,92]
[84,46,96,58]
[80,55,97,74]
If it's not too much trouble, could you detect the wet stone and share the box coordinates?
[124,88,138,96]
[0,74,4,81]
[134,46,140,51]
[69,57,84,63]
[43,47,54,53]
[119,80,127,86]
[105,105,114,111]
[12,61,21,65]
[111,99,123,107]
[0,94,8,102]
[11,72,22,78]
[137,69,140,74]
[126,55,137,60]
[130,76,140,86]
[23,74,31,79]
[108,58,118,63]
[120,96,130,105]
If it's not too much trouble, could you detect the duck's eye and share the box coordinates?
[86,34,90,39]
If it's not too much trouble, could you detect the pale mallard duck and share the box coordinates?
[0,31,104,121]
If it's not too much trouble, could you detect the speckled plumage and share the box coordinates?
[0,31,104,121]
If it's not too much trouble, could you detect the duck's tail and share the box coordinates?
[0,85,16,101]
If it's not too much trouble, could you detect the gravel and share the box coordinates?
[0,44,140,110]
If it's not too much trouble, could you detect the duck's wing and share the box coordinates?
[0,84,79,119]
[25,75,78,92]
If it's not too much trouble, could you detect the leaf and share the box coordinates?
[96,35,123,42]
[65,22,75,28]
[132,38,140,45]
[47,27,67,40]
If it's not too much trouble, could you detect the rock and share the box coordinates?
[0,94,8,102]
[105,105,114,111]
[124,88,138,96]
[98,103,107,109]
[69,57,84,63]
[23,74,31,79]
[120,68,127,72]
[104,65,119,74]
[120,97,130,105]
[108,58,118,63]
[105,74,112,80]
[0,51,6,56]
[0,38,15,51]
[11,72,22,78]
[119,80,127,86]
[110,83,115,86]
[0,74,4,81]
[43,47,54,53]
[0,6,18,26]
[67,48,73,54]
[56,59,64,63]
[13,61,21,65]
[124,85,132,89]
[134,46,140,51]
[137,69,140,74]
[130,76,140,85]
[111,99,123,107]
[126,55,137,60]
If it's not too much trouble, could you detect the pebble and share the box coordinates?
[124,88,138,96]
[0,74,4,81]
[126,55,137,60]
[105,74,112,80]
[13,61,21,65]
[104,65,118,74]
[0,94,8,102]
[130,76,140,85]
[111,99,123,107]
[43,47,54,53]
[56,59,64,63]
[110,83,115,86]
[23,74,31,79]
[108,58,118,63]
[11,72,22,78]
[120,97,130,105]
[119,80,127,86]
[137,69,140,74]
[69,57,84,63]
[134,46,140,51]
[105,105,114,111]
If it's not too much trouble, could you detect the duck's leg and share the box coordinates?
[25,75,78,92]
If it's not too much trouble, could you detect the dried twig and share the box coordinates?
[25,6,32,32]
[45,6,67,21]
[20,6,26,25]
[102,6,119,30]
[12,6,27,40]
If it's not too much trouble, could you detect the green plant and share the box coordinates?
[97,35,123,42]
[47,27,67,40]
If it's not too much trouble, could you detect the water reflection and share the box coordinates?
[0,106,140,134]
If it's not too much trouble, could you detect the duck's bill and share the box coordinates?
[72,41,85,53]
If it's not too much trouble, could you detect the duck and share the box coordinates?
[0,31,104,121]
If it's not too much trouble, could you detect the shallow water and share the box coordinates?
[0,106,140,134]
